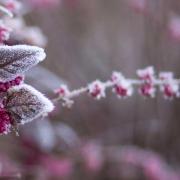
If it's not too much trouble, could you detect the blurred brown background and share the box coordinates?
[26,0,180,164]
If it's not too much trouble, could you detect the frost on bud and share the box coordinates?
[55,85,75,108]
[0,45,46,82]
[111,72,133,98]
[87,80,106,100]
[159,72,180,99]
[137,67,156,97]
[4,84,54,125]
[137,66,155,83]
[55,84,70,98]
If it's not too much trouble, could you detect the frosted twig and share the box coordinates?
[54,67,180,107]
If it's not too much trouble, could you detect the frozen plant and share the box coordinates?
[0,45,54,135]
[54,66,180,107]
[0,0,54,135]
[0,0,179,138]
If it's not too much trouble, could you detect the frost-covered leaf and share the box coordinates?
[0,45,46,82]
[4,84,54,124]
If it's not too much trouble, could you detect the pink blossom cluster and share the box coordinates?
[0,2,21,134]
[54,66,180,107]
[0,0,54,136]
[0,76,23,92]
[0,77,23,135]
[120,146,179,180]
[0,107,12,134]
[20,126,180,180]
[0,78,23,133]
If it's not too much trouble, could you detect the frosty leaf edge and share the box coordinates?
[0,45,46,82]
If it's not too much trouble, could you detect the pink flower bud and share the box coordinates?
[111,72,133,98]
[159,72,179,99]
[137,67,156,97]
[55,85,70,98]
[139,83,156,97]
[88,80,106,100]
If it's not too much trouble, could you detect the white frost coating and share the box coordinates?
[10,84,54,113]
[137,66,155,81]
[0,45,46,82]
[8,45,46,62]
[159,72,174,80]
[20,84,54,112]
[112,71,133,98]
[7,84,54,124]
